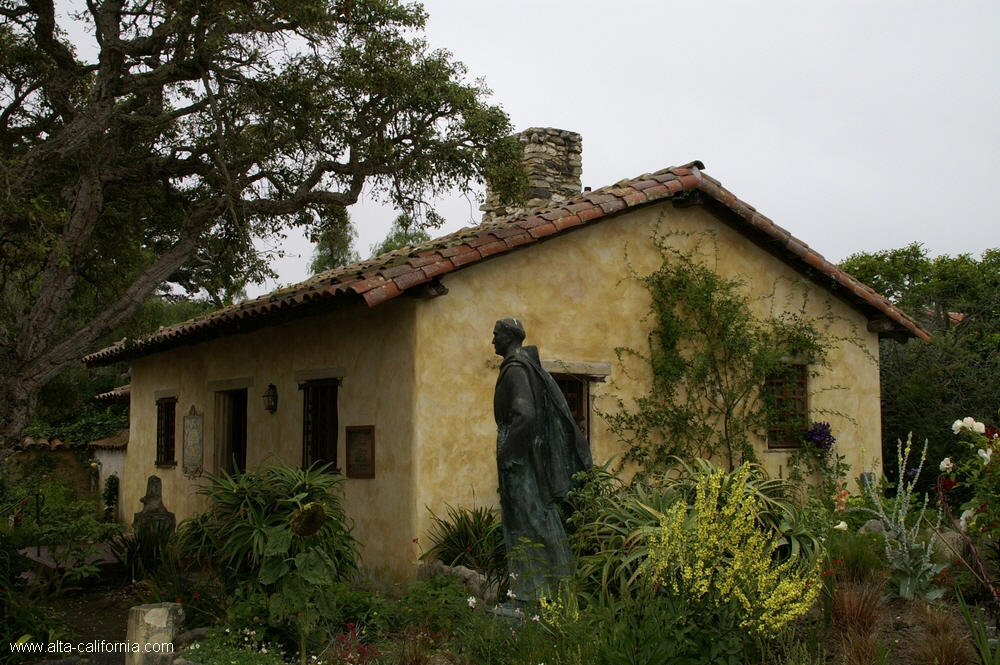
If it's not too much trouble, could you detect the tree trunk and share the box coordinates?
[0,375,40,456]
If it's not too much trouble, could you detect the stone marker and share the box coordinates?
[133,476,176,534]
[125,603,184,665]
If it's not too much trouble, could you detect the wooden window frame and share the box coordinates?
[300,378,341,473]
[766,364,808,449]
[156,397,178,466]
[552,373,591,442]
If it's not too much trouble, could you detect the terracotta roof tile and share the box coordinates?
[83,160,929,366]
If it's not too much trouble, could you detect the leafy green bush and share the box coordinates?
[177,461,359,664]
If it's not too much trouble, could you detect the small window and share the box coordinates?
[156,398,177,465]
[766,365,808,448]
[301,379,340,472]
[553,374,589,441]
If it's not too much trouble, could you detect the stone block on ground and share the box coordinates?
[125,602,184,665]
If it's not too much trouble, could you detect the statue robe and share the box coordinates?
[494,345,592,601]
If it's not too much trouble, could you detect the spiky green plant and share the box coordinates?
[421,503,508,597]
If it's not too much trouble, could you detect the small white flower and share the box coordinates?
[833,521,848,531]
[940,457,954,472]
[960,509,976,532]
[953,419,965,434]
[514,607,524,619]
[531,615,540,622]
[467,596,477,609]
[507,590,517,600]
[978,448,993,464]
[260,648,267,654]
[509,572,518,580]
[974,421,987,434]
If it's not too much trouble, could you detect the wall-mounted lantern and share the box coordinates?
[262,384,278,414]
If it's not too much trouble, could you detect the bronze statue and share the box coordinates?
[492,318,592,602]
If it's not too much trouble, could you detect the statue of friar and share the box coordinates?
[491,317,593,602]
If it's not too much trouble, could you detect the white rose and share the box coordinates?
[964,417,977,429]
[973,421,986,434]
[833,521,848,531]
[939,458,954,472]
[960,509,976,532]
[978,448,993,464]
[953,420,965,434]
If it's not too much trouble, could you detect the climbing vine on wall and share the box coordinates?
[602,227,865,472]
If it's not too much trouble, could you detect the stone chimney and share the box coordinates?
[480,127,582,223]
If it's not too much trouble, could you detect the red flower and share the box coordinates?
[192,592,200,599]
[466,546,472,552]
[175,598,182,603]
[941,478,958,491]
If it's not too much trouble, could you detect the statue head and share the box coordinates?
[492,317,525,357]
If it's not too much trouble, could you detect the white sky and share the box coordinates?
[255,1,1000,297]
[57,1,1000,298]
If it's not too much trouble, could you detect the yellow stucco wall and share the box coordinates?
[125,298,419,584]
[124,199,883,585]
[410,201,883,544]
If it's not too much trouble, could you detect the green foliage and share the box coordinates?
[178,461,359,663]
[369,213,432,257]
[604,229,847,471]
[36,492,123,593]
[0,587,61,665]
[642,464,821,639]
[109,520,174,583]
[0,0,526,450]
[21,408,128,445]
[101,474,119,522]
[839,244,1000,495]
[179,627,286,665]
[956,592,1000,665]
[309,205,359,274]
[569,460,819,599]
[420,503,508,597]
[826,529,888,583]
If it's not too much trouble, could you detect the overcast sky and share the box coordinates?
[244,2,999,297]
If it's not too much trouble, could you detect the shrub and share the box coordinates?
[421,503,507,596]
[827,529,888,583]
[643,464,821,639]
[177,461,359,665]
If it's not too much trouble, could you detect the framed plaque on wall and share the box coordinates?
[346,426,375,479]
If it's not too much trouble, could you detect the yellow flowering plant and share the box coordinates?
[643,464,821,638]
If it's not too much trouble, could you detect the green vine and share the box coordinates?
[602,227,864,473]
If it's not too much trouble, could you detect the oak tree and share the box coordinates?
[0,0,523,449]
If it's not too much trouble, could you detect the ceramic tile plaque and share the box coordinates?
[182,406,204,479]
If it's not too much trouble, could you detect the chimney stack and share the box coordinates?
[481,127,582,223]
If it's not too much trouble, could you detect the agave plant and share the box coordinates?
[421,503,508,596]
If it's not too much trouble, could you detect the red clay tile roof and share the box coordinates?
[95,384,131,403]
[18,428,129,450]
[84,162,930,367]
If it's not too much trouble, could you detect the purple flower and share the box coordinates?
[804,422,836,459]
